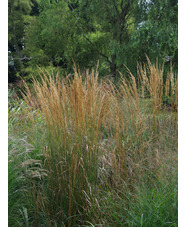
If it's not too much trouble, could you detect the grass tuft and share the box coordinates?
[9,59,177,226]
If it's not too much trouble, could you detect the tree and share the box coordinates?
[24,0,139,76]
[11,0,178,81]
[129,0,178,69]
[8,0,40,82]
[68,0,139,76]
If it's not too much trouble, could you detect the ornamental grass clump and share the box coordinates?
[111,70,151,185]
[22,67,115,226]
[138,57,178,112]
[20,59,177,226]
[138,57,164,112]
[8,135,47,227]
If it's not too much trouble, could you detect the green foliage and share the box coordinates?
[23,63,67,83]
[8,144,26,227]
[129,0,178,70]
[98,173,177,227]
[8,89,31,134]
[8,135,42,227]
[8,0,41,81]
[9,0,177,82]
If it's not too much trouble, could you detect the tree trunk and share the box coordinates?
[11,3,23,70]
[110,54,117,76]
[13,25,23,66]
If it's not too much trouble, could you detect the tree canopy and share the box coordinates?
[8,0,178,82]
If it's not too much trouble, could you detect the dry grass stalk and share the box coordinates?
[22,67,116,225]
[20,61,177,225]
[138,57,164,112]
[138,57,178,112]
